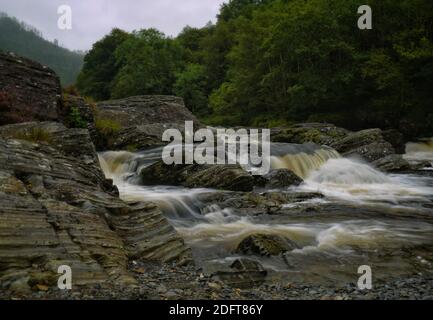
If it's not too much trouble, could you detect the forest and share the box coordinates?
[0,12,83,85]
[74,0,432,137]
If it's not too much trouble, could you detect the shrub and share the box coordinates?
[68,106,88,128]
[13,128,53,144]
[95,118,122,136]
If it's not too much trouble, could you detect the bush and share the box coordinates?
[13,128,53,144]
[68,106,88,128]
[95,118,121,136]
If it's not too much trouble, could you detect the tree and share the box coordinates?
[110,29,185,99]
[76,28,130,101]
[174,63,208,115]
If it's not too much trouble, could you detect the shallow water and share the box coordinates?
[98,142,433,285]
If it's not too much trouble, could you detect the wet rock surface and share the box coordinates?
[139,162,257,192]
[331,128,395,162]
[262,169,303,189]
[0,123,192,293]
[236,234,299,256]
[271,123,350,146]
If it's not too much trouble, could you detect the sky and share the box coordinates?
[0,0,227,51]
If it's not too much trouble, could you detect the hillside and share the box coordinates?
[0,13,83,85]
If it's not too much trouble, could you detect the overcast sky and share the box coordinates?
[0,0,227,51]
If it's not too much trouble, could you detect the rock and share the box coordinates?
[61,94,98,144]
[197,191,324,216]
[96,96,200,150]
[382,129,406,154]
[263,169,303,189]
[0,123,192,292]
[236,234,299,256]
[212,258,267,288]
[331,128,395,162]
[372,154,411,172]
[271,123,349,145]
[139,162,257,192]
[0,52,62,125]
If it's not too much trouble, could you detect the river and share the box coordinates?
[98,139,433,286]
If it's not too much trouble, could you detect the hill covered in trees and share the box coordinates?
[0,13,83,85]
[76,0,433,138]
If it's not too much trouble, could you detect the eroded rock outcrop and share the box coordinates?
[0,122,192,293]
[139,161,257,192]
[0,52,62,125]
[271,123,350,146]
[96,96,200,150]
[331,128,395,162]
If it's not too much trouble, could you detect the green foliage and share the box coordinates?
[68,106,88,129]
[174,64,208,115]
[0,13,83,85]
[110,29,185,99]
[76,29,131,101]
[76,0,433,137]
[13,128,53,144]
[95,118,122,136]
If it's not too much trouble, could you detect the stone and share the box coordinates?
[0,52,62,125]
[331,128,395,162]
[372,154,411,172]
[236,234,299,256]
[262,169,303,189]
[96,96,200,150]
[139,162,257,192]
[212,258,267,288]
[271,123,349,145]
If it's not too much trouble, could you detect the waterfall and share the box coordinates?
[404,138,433,166]
[270,143,341,178]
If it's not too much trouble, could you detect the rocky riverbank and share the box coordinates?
[1,52,433,300]
[2,261,432,300]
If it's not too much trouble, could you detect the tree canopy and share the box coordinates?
[76,0,433,137]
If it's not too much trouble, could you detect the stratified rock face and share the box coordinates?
[0,122,192,293]
[331,128,395,162]
[96,96,200,150]
[372,154,410,172]
[98,96,199,127]
[139,162,257,192]
[0,52,61,125]
[271,123,350,146]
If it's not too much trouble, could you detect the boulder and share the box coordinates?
[372,154,411,172]
[236,234,299,256]
[96,96,200,150]
[139,161,257,192]
[331,128,395,162]
[0,123,192,292]
[0,52,62,125]
[271,123,349,145]
[198,191,324,216]
[212,258,267,288]
[262,169,303,189]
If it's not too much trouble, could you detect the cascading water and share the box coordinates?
[404,138,433,167]
[270,143,340,178]
[98,142,433,284]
